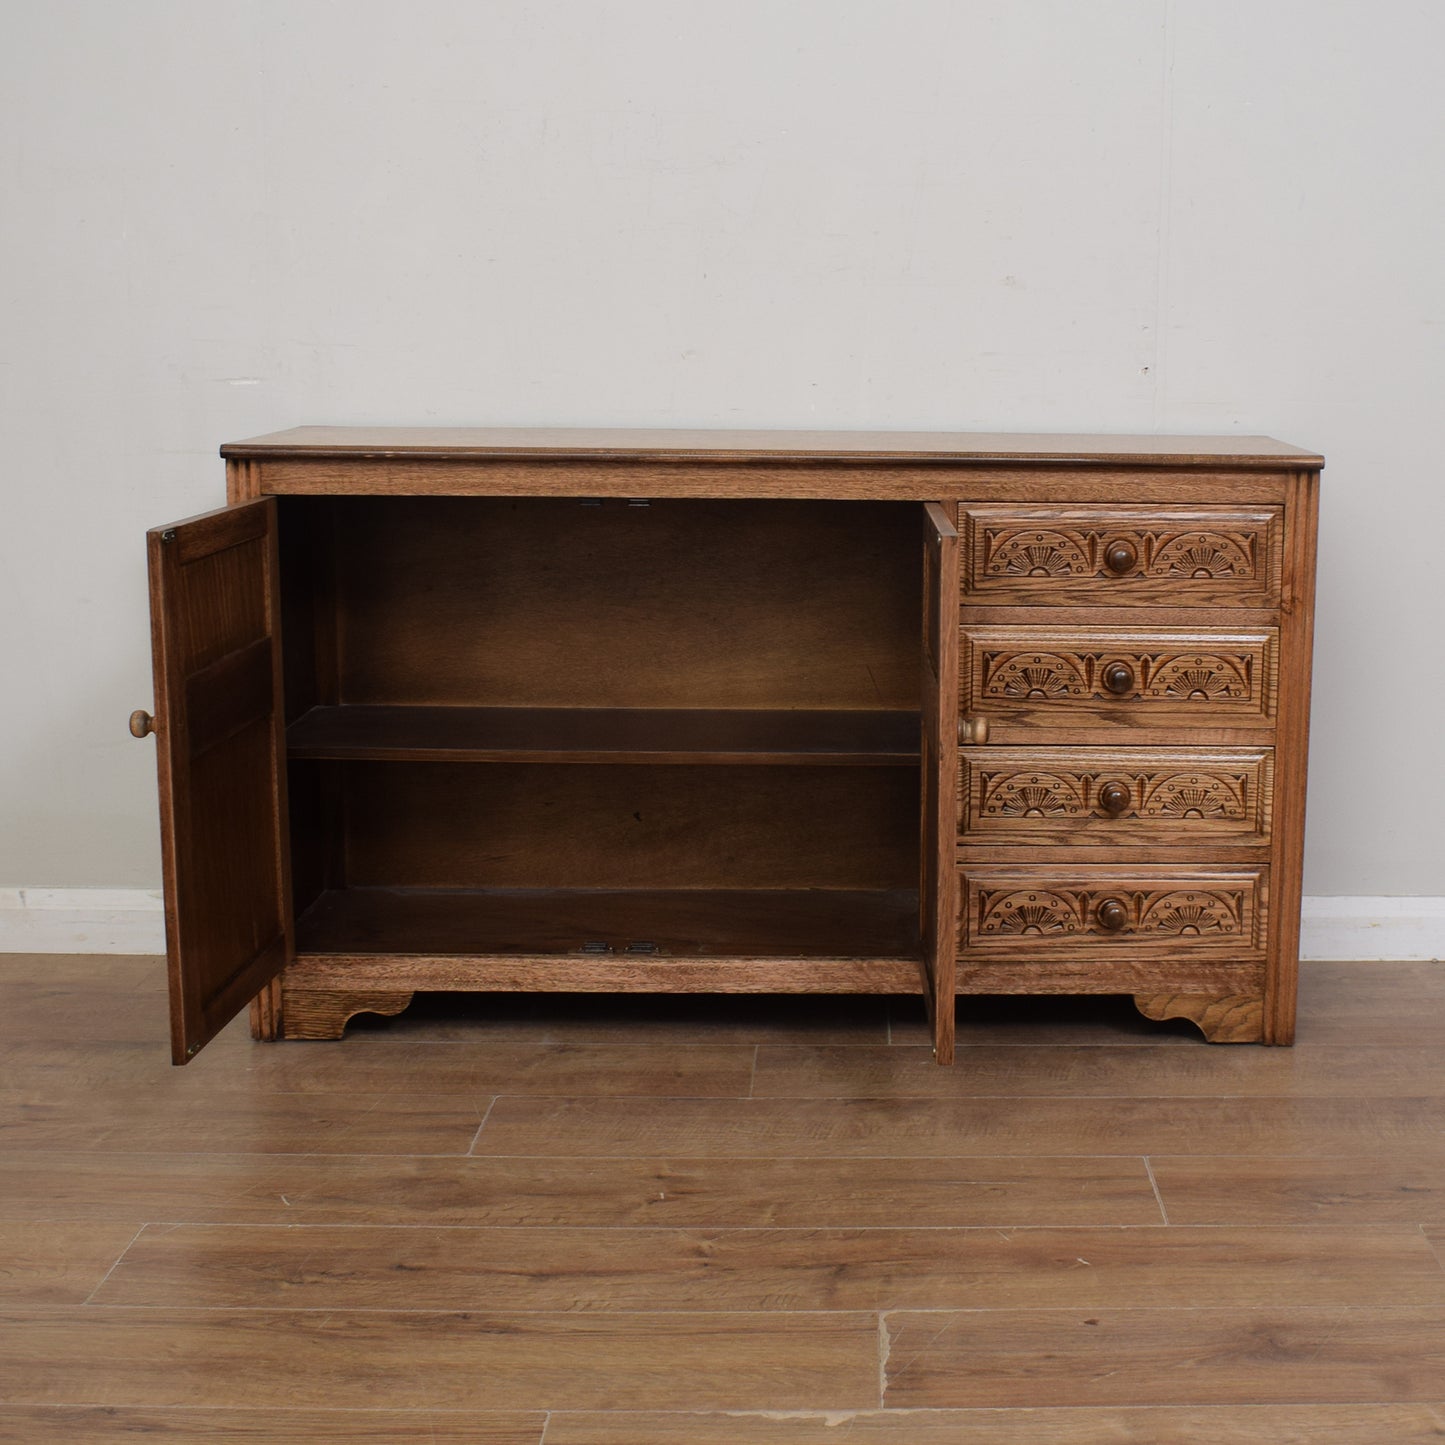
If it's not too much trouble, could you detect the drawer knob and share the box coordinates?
[128,710,155,738]
[1097,781,1131,816]
[1101,661,1135,695]
[1096,897,1129,932]
[959,716,990,746]
[1104,540,1138,575]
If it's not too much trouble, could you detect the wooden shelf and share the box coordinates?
[294,887,921,961]
[286,706,921,766]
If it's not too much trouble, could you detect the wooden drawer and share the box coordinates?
[962,627,1278,730]
[960,865,1268,959]
[959,747,1273,846]
[959,504,1282,606]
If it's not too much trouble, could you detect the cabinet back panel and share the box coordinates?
[338,762,918,890]
[313,498,920,709]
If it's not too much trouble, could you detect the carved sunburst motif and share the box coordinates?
[1141,772,1243,820]
[985,652,1089,699]
[1139,890,1241,936]
[987,530,1090,577]
[982,772,1085,818]
[979,889,1083,935]
[1148,654,1251,701]
[1151,532,1253,579]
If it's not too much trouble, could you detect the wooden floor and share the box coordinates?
[2,958,1445,1442]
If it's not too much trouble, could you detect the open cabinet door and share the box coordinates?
[145,499,291,1063]
[921,502,960,1063]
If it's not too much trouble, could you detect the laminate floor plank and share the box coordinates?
[754,1043,1445,1098]
[0,1223,142,1305]
[0,1406,544,1443]
[1282,961,1445,1047]
[0,954,158,989]
[0,1090,487,1155]
[0,1038,755,1098]
[545,1404,1445,1444]
[883,1306,1445,1407]
[0,982,175,1044]
[92,1223,1445,1312]
[0,1151,1162,1227]
[472,1096,1445,1159]
[3,956,1442,1427]
[0,1309,879,1411]
[1151,1156,1445,1226]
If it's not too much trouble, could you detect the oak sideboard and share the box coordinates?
[133,428,1321,1064]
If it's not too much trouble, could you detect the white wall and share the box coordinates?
[2,0,1440,895]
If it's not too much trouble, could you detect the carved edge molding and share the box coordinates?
[281,988,415,1040]
[1132,991,1265,1043]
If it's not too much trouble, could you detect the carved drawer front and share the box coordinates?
[959,504,1282,606]
[960,747,1273,846]
[962,627,1278,729]
[960,866,1268,959]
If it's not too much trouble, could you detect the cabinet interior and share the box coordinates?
[277,496,926,962]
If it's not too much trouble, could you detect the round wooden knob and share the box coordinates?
[1101,661,1135,696]
[1097,781,1130,816]
[958,716,990,746]
[1103,540,1138,575]
[1096,897,1129,932]
[129,710,155,739]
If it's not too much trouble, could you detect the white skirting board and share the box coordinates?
[0,888,166,955]
[0,888,1442,960]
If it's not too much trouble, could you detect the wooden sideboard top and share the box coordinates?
[221,427,1324,469]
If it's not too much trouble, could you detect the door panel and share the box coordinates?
[146,499,291,1062]
[921,503,959,1063]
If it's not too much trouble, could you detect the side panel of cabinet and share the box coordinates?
[921,503,960,1062]
[147,499,292,1062]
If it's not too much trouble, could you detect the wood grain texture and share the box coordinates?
[1151,1156,1445,1226]
[1265,469,1321,1043]
[920,502,959,1062]
[958,864,1269,960]
[146,435,1320,1063]
[280,987,412,1039]
[470,1095,1445,1159]
[92,1223,1445,1312]
[545,1405,1445,1444]
[328,497,919,711]
[333,764,918,890]
[959,503,1284,607]
[961,625,1279,731]
[1134,990,1264,1042]
[751,1043,1445,1100]
[0,1223,141,1305]
[883,1307,1445,1407]
[0,1088,487,1155]
[1290,961,1445,1046]
[0,1409,544,1443]
[14,954,1445,1431]
[0,1037,759,1099]
[0,1309,880,1411]
[0,1152,1162,1228]
[287,705,921,766]
[958,745,1273,847]
[145,498,291,1063]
